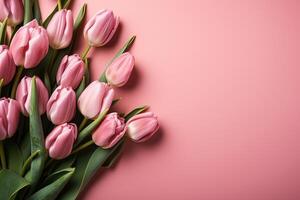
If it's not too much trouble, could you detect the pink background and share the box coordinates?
[41,0,300,199]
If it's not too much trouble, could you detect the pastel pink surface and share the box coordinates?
[41,0,300,200]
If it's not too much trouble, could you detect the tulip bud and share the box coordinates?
[78,81,114,119]
[0,45,16,85]
[106,52,135,87]
[56,54,84,89]
[10,19,49,69]
[47,9,73,49]
[84,9,119,47]
[47,86,76,125]
[45,123,77,160]
[0,98,20,140]
[16,76,49,116]
[0,0,24,26]
[126,112,159,143]
[92,112,126,149]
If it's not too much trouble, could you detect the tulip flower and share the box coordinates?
[106,52,135,87]
[92,112,126,149]
[126,112,159,143]
[0,98,20,140]
[10,19,49,69]
[47,86,76,125]
[78,81,114,119]
[0,45,16,86]
[45,123,77,159]
[0,0,24,26]
[16,76,49,116]
[83,9,119,47]
[47,9,73,49]
[56,54,84,89]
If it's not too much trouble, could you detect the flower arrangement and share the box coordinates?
[0,0,159,199]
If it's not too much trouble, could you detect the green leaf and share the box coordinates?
[20,131,31,163]
[24,0,33,25]
[125,105,148,122]
[0,169,30,200]
[74,109,108,147]
[0,18,7,44]
[27,168,75,200]
[21,150,40,177]
[112,98,121,106]
[102,141,124,168]
[5,140,23,174]
[25,77,46,192]
[59,141,124,200]
[74,4,87,30]
[99,36,136,82]
[55,156,76,172]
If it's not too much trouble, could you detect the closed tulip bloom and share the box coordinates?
[0,0,23,26]
[84,9,119,47]
[126,112,159,143]
[56,54,84,89]
[0,45,16,85]
[106,52,134,87]
[47,86,76,125]
[0,98,20,140]
[10,19,49,69]
[45,123,77,159]
[78,81,114,119]
[16,76,49,116]
[92,112,126,149]
[47,9,73,49]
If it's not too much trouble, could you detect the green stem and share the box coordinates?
[0,79,4,96]
[0,141,6,169]
[24,0,33,25]
[48,48,58,74]
[57,0,62,10]
[81,45,91,60]
[11,66,23,98]
[0,18,8,44]
[79,117,88,131]
[71,140,94,155]
[75,109,108,147]
[21,150,40,176]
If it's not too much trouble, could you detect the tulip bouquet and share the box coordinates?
[0,0,159,199]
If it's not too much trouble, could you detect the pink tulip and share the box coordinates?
[78,81,114,119]
[83,9,119,47]
[126,112,159,143]
[92,112,126,149]
[0,98,20,140]
[106,52,135,87]
[10,19,49,69]
[0,45,16,85]
[16,76,49,116]
[0,0,24,26]
[45,123,77,159]
[47,86,76,125]
[56,54,84,89]
[47,9,73,49]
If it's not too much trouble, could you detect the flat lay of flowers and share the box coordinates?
[0,0,159,199]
